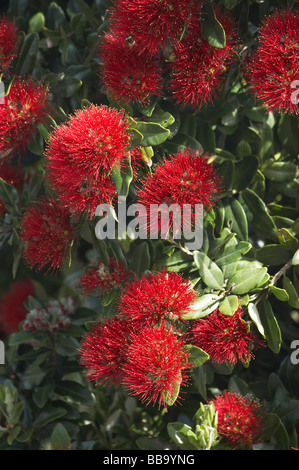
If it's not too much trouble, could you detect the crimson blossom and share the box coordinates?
[121,323,191,409]
[246,8,299,115]
[79,257,133,297]
[118,270,198,327]
[99,27,164,106]
[167,7,239,109]
[0,15,19,74]
[136,147,221,237]
[45,104,132,218]
[0,279,35,334]
[79,317,132,387]
[19,196,78,273]
[210,391,265,448]
[108,0,202,59]
[189,307,264,366]
[0,78,50,159]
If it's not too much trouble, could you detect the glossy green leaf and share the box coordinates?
[228,267,268,294]
[50,423,71,450]
[201,2,226,48]
[218,295,239,315]
[29,12,45,32]
[222,197,248,240]
[233,155,259,191]
[194,252,224,289]
[258,298,282,353]
[263,161,297,182]
[269,285,289,302]
[161,132,203,153]
[186,345,209,368]
[14,32,39,76]
[181,294,219,319]
[111,154,133,198]
[241,188,277,238]
[134,122,170,146]
[0,178,19,214]
[216,240,251,266]
[255,244,291,266]
[283,276,299,309]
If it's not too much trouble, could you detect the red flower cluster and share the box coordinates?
[210,391,265,448]
[79,257,133,297]
[246,9,299,115]
[99,1,240,109]
[79,270,196,408]
[168,7,239,109]
[0,279,35,334]
[136,147,221,237]
[19,196,78,273]
[118,270,197,326]
[0,15,19,74]
[189,307,263,366]
[0,78,50,159]
[45,104,132,218]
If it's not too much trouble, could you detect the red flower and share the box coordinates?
[0,15,19,74]
[45,104,131,218]
[0,78,50,159]
[118,270,197,327]
[189,307,264,366]
[168,8,239,109]
[0,162,23,215]
[210,391,265,448]
[121,323,191,409]
[246,9,299,115]
[79,257,133,297]
[79,317,132,387]
[19,196,78,273]
[0,279,35,334]
[99,27,163,106]
[136,147,221,236]
[109,0,202,59]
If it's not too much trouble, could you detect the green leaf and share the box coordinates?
[0,178,19,214]
[32,406,67,428]
[130,242,151,274]
[292,248,299,265]
[181,294,219,319]
[133,122,170,146]
[222,197,248,240]
[167,423,200,451]
[241,188,277,238]
[161,132,203,153]
[186,345,209,368]
[228,267,268,294]
[269,285,289,302]
[233,155,259,191]
[50,423,71,450]
[283,276,299,309]
[194,252,224,289]
[201,3,226,49]
[216,240,251,266]
[218,295,239,315]
[255,244,291,266]
[29,12,45,32]
[14,32,39,76]
[33,383,55,409]
[111,154,133,198]
[263,161,297,182]
[258,298,282,354]
[277,114,299,155]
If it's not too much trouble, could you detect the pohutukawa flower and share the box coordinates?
[109,0,202,59]
[0,279,35,334]
[45,104,132,218]
[136,147,222,237]
[0,78,50,159]
[118,270,197,327]
[189,307,264,366]
[79,257,133,297]
[246,9,299,115]
[0,162,23,215]
[79,317,132,387]
[99,28,163,106]
[122,323,191,409]
[168,8,239,109]
[19,196,78,273]
[210,391,265,448]
[0,15,19,74]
